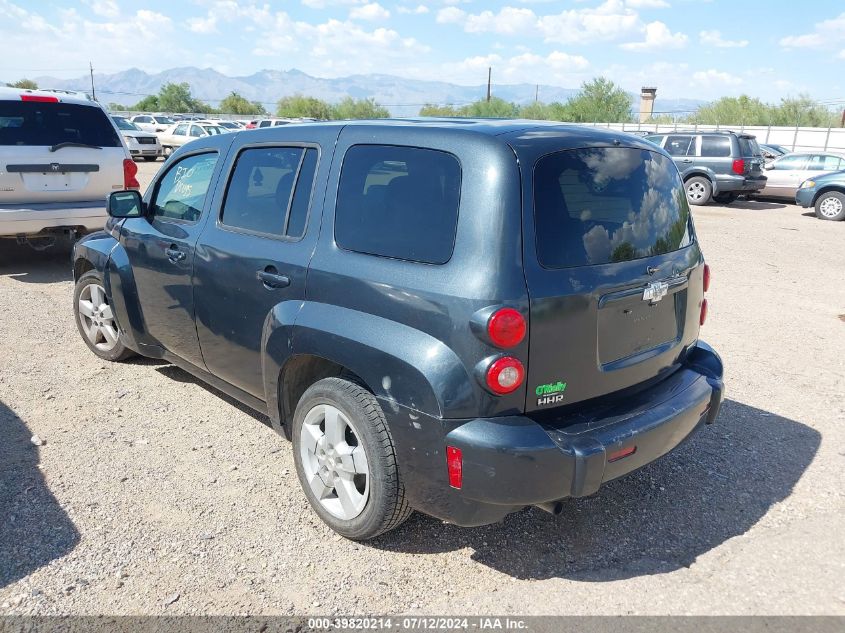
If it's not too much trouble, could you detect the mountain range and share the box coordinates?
[16,66,705,117]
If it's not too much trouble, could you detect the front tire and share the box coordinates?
[685,176,712,206]
[73,271,135,362]
[815,191,845,221]
[292,377,412,540]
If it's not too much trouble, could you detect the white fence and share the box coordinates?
[583,122,845,153]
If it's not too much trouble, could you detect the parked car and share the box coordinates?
[644,130,765,205]
[217,120,243,131]
[112,116,163,162]
[795,169,845,221]
[129,114,176,133]
[157,121,227,155]
[254,118,297,128]
[73,120,724,540]
[756,152,845,199]
[759,143,789,161]
[0,87,138,248]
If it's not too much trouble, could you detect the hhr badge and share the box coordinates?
[643,280,669,303]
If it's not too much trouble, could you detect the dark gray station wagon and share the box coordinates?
[72,119,724,540]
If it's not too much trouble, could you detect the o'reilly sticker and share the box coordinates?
[535,381,567,406]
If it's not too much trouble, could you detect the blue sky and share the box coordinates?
[1,0,844,105]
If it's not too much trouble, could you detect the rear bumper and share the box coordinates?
[713,174,766,195]
[0,201,107,237]
[387,341,724,527]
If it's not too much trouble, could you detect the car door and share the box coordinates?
[662,134,695,176]
[193,130,338,399]
[805,154,845,182]
[118,149,225,367]
[698,135,732,177]
[762,153,809,197]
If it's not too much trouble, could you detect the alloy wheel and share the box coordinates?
[78,283,120,352]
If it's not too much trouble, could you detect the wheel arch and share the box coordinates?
[812,185,845,206]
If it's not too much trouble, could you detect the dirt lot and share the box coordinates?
[1,158,844,615]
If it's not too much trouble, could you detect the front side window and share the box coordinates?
[335,145,461,265]
[664,135,694,156]
[174,123,188,136]
[772,154,809,170]
[150,152,218,223]
[534,148,693,268]
[189,125,204,138]
[221,146,318,238]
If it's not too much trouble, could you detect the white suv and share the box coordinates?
[0,87,138,246]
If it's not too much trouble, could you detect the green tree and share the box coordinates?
[687,95,770,125]
[276,94,332,119]
[7,78,38,89]
[219,91,266,115]
[156,82,211,113]
[458,97,519,118]
[330,97,390,120]
[419,103,459,117]
[133,95,159,111]
[557,77,632,123]
[519,102,555,120]
[107,102,129,111]
[770,95,837,127]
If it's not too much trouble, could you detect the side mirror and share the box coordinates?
[107,190,144,218]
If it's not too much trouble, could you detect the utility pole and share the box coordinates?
[486,67,491,102]
[535,84,539,103]
[841,109,845,128]
[89,61,96,101]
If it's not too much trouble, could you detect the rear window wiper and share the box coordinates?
[49,142,102,152]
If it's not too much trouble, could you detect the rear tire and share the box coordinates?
[292,377,412,540]
[143,156,158,162]
[814,191,845,221]
[685,177,712,206]
[73,271,135,362]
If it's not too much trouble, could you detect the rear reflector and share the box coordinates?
[731,159,745,175]
[700,298,708,326]
[123,158,140,189]
[608,445,637,463]
[703,264,711,293]
[446,446,462,489]
[20,94,59,102]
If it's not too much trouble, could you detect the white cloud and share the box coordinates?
[699,29,748,48]
[446,50,590,86]
[625,0,669,8]
[436,1,643,45]
[691,69,742,86]
[82,0,120,18]
[350,2,389,21]
[780,13,845,50]
[397,4,429,14]
[621,21,687,51]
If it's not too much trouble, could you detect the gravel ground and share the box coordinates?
[1,159,844,615]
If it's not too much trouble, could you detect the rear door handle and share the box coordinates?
[165,246,185,262]
[257,268,290,289]
[681,159,693,163]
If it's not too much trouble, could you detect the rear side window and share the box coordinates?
[0,101,121,147]
[664,135,694,156]
[534,148,693,268]
[335,145,461,265]
[174,124,188,135]
[738,137,760,157]
[221,146,318,238]
[700,136,732,157]
[644,135,664,146]
[807,155,844,171]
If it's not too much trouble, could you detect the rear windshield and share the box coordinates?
[739,136,760,157]
[534,148,693,268]
[0,101,121,147]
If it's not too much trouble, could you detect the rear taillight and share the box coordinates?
[700,298,708,326]
[20,94,58,102]
[446,446,462,489]
[123,159,139,189]
[703,264,710,293]
[731,159,745,175]
[485,356,525,395]
[700,263,710,326]
[487,308,526,348]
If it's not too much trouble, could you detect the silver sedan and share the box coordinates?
[759,151,845,198]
